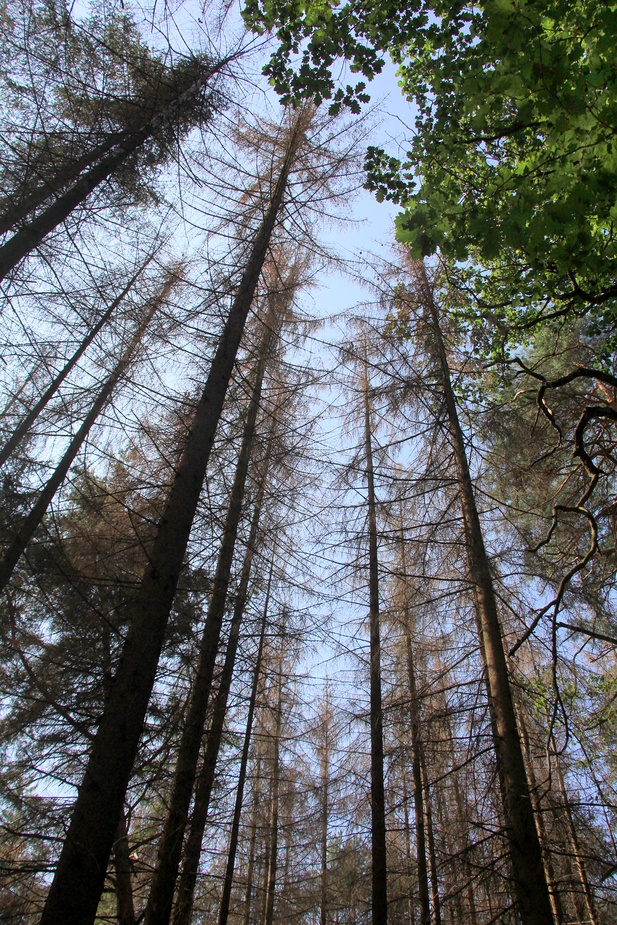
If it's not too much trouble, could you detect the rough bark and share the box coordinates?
[39,125,300,925]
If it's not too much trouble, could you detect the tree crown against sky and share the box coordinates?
[242,0,617,354]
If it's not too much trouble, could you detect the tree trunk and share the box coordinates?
[362,359,388,925]
[0,60,225,282]
[401,768,416,925]
[263,644,284,925]
[143,298,280,925]
[0,277,165,594]
[551,746,598,925]
[113,811,137,925]
[217,556,273,925]
[320,688,331,925]
[242,751,263,925]
[39,122,301,925]
[419,756,442,925]
[171,447,273,925]
[398,524,431,925]
[0,131,128,237]
[0,252,157,469]
[517,710,565,924]
[417,263,554,925]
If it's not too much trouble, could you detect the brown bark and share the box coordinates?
[0,276,166,594]
[416,263,554,925]
[551,747,599,925]
[419,756,442,925]
[39,123,300,925]
[319,688,331,925]
[262,644,284,925]
[362,359,388,925]
[242,751,263,925]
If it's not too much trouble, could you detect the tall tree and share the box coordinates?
[39,106,310,925]
[361,347,389,925]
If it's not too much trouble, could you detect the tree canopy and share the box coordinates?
[243,0,617,348]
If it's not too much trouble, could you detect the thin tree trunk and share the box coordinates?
[517,711,565,924]
[0,252,157,469]
[551,746,598,925]
[242,751,263,925]
[398,523,431,925]
[401,766,416,925]
[0,131,128,237]
[263,644,284,925]
[320,687,331,925]
[144,307,279,925]
[172,449,273,925]
[39,122,301,925]
[113,811,137,925]
[0,60,226,282]
[218,556,273,925]
[0,279,165,594]
[362,359,388,925]
[417,263,554,925]
[444,730,478,925]
[419,756,442,925]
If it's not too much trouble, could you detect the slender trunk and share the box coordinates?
[0,283,163,594]
[398,525,430,925]
[0,131,128,237]
[172,450,273,925]
[419,756,442,925]
[401,767,416,925]
[263,646,284,925]
[39,127,300,925]
[113,811,137,925]
[552,747,598,925]
[0,60,225,282]
[218,562,273,925]
[362,361,388,925]
[144,309,279,925]
[418,264,554,925]
[444,736,478,925]
[242,752,263,925]
[518,712,565,924]
[0,253,157,469]
[320,690,330,925]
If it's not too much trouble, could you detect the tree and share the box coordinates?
[243,0,617,347]
[38,105,311,925]
[388,259,554,925]
[0,266,177,595]
[0,1,227,282]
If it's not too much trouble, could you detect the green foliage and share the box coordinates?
[243,0,617,352]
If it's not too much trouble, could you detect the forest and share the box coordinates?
[0,0,616,923]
